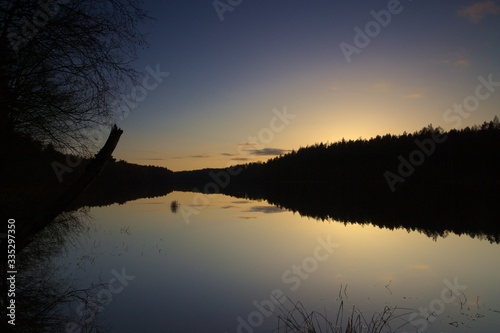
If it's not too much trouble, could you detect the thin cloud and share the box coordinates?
[237,142,258,146]
[132,157,167,161]
[410,264,430,270]
[220,153,238,156]
[404,93,423,99]
[189,154,212,159]
[439,53,471,67]
[131,149,169,154]
[454,59,470,66]
[170,154,214,159]
[458,1,500,23]
[372,81,390,91]
[231,157,251,161]
[248,148,290,156]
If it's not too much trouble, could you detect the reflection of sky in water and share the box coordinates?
[51,192,500,332]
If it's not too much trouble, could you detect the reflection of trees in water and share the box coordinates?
[221,184,500,244]
[170,200,179,214]
[1,210,108,332]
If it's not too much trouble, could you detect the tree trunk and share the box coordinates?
[16,125,123,252]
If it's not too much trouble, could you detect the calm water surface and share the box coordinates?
[47,191,500,332]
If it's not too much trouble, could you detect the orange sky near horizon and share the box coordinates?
[110,1,500,171]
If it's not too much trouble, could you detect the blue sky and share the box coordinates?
[112,0,500,171]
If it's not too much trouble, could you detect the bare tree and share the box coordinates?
[0,0,151,153]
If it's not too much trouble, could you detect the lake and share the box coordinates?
[25,191,500,332]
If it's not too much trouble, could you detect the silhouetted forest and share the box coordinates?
[172,118,500,242]
[70,160,174,208]
[223,184,500,243]
[0,130,173,226]
[3,118,499,246]
[230,118,500,190]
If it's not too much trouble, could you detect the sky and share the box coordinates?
[111,0,500,171]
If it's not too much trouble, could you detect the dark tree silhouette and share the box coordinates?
[0,0,151,152]
[170,119,500,242]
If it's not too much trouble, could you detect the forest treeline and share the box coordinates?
[0,130,173,223]
[222,183,500,243]
[228,117,500,190]
[3,118,499,243]
[174,117,500,192]
[70,159,174,209]
[172,118,500,242]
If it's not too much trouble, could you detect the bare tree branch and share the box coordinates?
[0,0,151,153]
